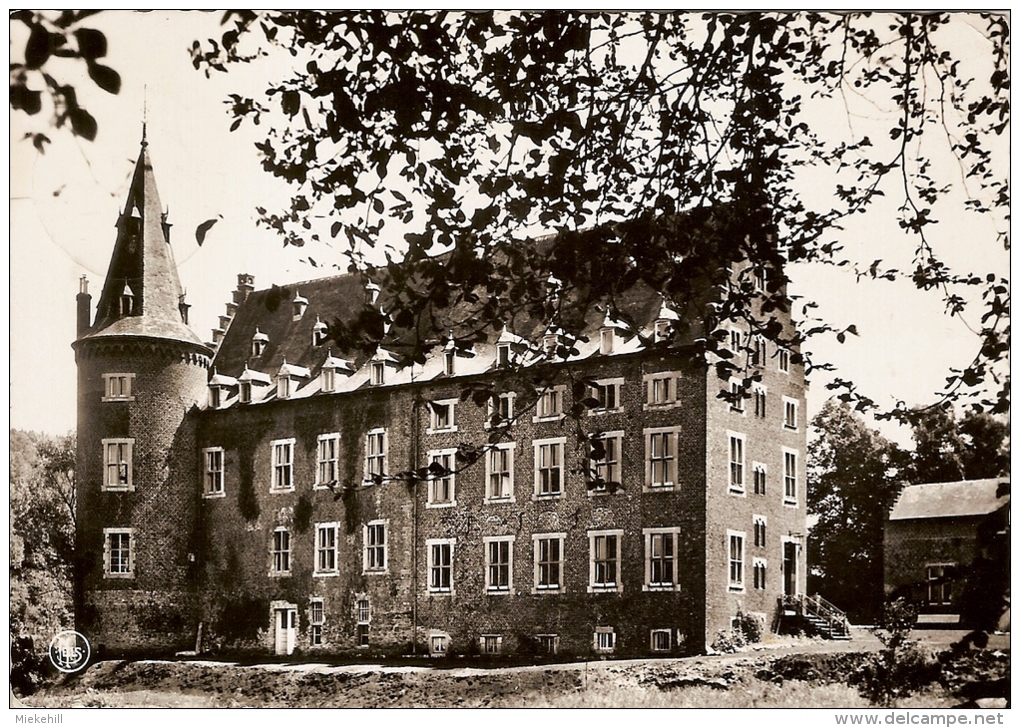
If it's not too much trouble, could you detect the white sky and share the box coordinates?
[8,11,1010,446]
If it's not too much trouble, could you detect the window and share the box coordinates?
[102,373,135,402]
[430,633,449,656]
[589,378,623,413]
[594,627,616,653]
[753,558,767,590]
[542,333,559,356]
[363,521,388,574]
[370,361,385,386]
[239,381,252,404]
[729,379,745,413]
[533,534,564,593]
[589,530,623,593]
[729,328,742,356]
[252,338,266,358]
[778,348,791,373]
[316,433,339,488]
[537,635,559,655]
[277,375,291,399]
[365,428,387,483]
[209,386,223,409]
[427,449,457,507]
[728,432,745,494]
[645,427,678,489]
[427,399,457,433]
[533,438,565,498]
[753,463,767,495]
[314,523,339,576]
[534,386,565,421]
[203,447,224,498]
[783,448,799,504]
[728,531,745,590]
[103,528,134,578]
[310,599,324,646]
[102,438,134,491]
[272,528,291,575]
[654,319,671,342]
[644,528,680,591]
[481,635,502,655]
[644,371,680,408]
[600,327,615,354]
[496,344,510,369]
[486,392,514,428]
[484,536,514,593]
[753,385,767,418]
[320,366,335,393]
[427,538,455,594]
[588,431,622,492]
[485,444,515,502]
[357,599,370,647]
[753,515,767,548]
[783,397,799,430]
[313,323,328,347]
[751,335,767,367]
[650,629,672,652]
[271,439,295,492]
[443,350,455,376]
[927,565,954,605]
[753,267,767,292]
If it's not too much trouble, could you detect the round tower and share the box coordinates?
[73,137,212,654]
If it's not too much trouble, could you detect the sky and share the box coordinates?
[9,11,1010,446]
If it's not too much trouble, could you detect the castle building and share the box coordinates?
[74,140,808,658]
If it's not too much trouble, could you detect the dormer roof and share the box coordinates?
[238,366,272,385]
[278,360,311,379]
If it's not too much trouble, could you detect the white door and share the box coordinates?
[275,608,296,655]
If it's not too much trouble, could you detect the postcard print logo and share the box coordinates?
[48,630,90,673]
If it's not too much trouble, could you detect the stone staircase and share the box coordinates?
[776,594,852,640]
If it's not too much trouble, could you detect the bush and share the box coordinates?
[859,599,942,706]
[734,612,763,644]
[10,633,48,697]
[710,629,744,654]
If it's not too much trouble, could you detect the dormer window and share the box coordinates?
[543,333,559,356]
[239,382,252,404]
[444,350,455,376]
[600,328,614,355]
[119,284,136,316]
[654,320,670,343]
[252,328,268,357]
[321,367,335,393]
[497,344,510,369]
[370,361,385,386]
[365,282,380,306]
[207,370,237,409]
[312,318,328,346]
[293,291,308,320]
[753,267,767,292]
[278,375,291,399]
[210,386,222,409]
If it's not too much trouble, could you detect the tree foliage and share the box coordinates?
[10,430,77,694]
[906,405,1009,484]
[807,401,905,622]
[187,10,1009,417]
[9,10,122,149]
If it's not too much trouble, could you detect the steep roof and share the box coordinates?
[81,139,206,348]
[888,478,1010,521]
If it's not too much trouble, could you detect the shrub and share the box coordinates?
[734,611,763,644]
[710,629,745,654]
[859,599,942,706]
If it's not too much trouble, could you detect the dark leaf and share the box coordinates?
[24,24,52,70]
[73,27,107,60]
[68,107,97,141]
[87,61,121,94]
[195,216,222,246]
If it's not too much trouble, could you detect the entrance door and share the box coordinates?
[783,541,798,596]
[275,608,296,655]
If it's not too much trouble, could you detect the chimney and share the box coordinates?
[76,275,92,337]
[233,273,254,304]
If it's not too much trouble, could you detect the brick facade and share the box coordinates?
[75,144,808,658]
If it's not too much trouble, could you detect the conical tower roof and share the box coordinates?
[81,137,205,347]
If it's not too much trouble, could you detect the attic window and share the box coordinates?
[278,375,292,399]
[754,267,767,292]
[543,334,559,356]
[312,318,328,346]
[321,367,335,393]
[252,328,268,357]
[209,385,222,409]
[600,328,614,355]
[293,292,308,320]
[654,320,670,343]
[239,382,252,404]
[444,350,455,376]
[119,284,136,316]
[497,344,510,369]
[370,361,385,386]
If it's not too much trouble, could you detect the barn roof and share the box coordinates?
[888,478,1010,521]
